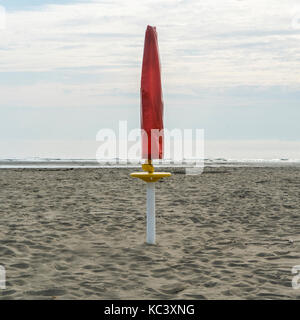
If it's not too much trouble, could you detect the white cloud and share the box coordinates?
[1,0,300,156]
[0,0,299,87]
[0,5,6,30]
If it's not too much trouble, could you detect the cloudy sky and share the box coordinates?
[0,0,300,159]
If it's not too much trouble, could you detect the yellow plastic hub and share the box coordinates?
[131,160,171,182]
[130,171,171,183]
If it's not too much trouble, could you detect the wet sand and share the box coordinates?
[0,167,300,299]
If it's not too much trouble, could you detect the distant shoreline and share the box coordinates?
[1,159,300,169]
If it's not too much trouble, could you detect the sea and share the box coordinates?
[1,158,300,169]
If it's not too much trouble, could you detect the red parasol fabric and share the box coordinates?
[140,25,164,160]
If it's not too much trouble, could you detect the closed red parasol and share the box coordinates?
[140,25,164,160]
[130,26,170,245]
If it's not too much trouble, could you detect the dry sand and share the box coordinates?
[0,166,300,299]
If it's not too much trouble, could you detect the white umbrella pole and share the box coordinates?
[146,182,155,244]
[130,162,170,244]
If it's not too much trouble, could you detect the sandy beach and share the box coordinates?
[0,166,300,299]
